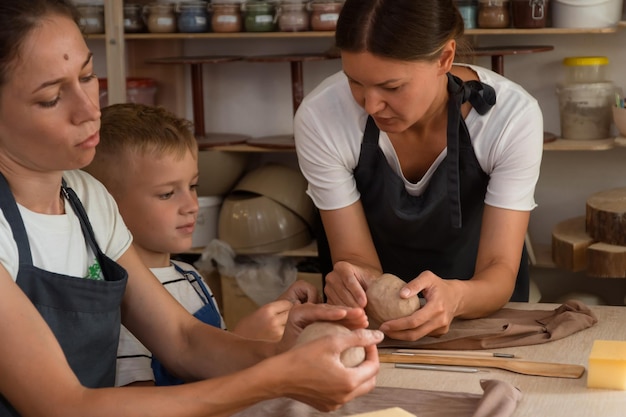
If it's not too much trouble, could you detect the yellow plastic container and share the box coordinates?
[563,56,609,84]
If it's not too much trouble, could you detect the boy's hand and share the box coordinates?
[277,280,321,304]
[231,300,293,341]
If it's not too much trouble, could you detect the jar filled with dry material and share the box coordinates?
[77,4,105,34]
[123,3,145,33]
[210,2,243,32]
[277,1,309,32]
[177,1,210,33]
[243,1,276,32]
[477,0,510,28]
[556,57,614,140]
[144,3,177,33]
[455,0,478,29]
[512,0,547,28]
[309,0,343,31]
[98,78,158,108]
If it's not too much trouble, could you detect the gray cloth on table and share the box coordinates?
[232,379,521,417]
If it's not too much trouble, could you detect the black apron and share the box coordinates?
[0,174,128,416]
[316,73,528,302]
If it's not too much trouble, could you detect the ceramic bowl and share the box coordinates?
[218,192,312,254]
[612,106,626,137]
[197,150,251,196]
[232,163,315,227]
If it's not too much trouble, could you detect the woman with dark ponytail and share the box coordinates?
[295,0,543,341]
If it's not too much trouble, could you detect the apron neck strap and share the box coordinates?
[446,73,496,228]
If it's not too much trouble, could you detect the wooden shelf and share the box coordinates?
[86,31,335,41]
[465,26,621,35]
[186,240,318,258]
[85,23,625,41]
[197,136,626,153]
[208,144,295,152]
[543,137,618,151]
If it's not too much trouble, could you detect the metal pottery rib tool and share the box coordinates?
[379,352,585,379]
[394,363,482,374]
[394,349,516,359]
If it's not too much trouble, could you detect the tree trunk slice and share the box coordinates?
[552,216,595,272]
[586,187,626,245]
[586,242,626,278]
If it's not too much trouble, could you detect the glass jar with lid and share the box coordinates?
[210,1,243,33]
[144,3,177,33]
[277,1,309,32]
[455,0,478,29]
[177,1,210,33]
[309,0,343,31]
[242,1,276,32]
[477,0,510,28]
[76,4,105,34]
[123,3,145,33]
[512,0,547,29]
[556,56,615,140]
[562,56,609,84]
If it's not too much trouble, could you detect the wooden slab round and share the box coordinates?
[586,187,626,246]
[551,216,594,272]
[587,242,626,278]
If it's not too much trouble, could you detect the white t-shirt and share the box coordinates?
[294,64,544,212]
[0,169,132,280]
[115,260,226,387]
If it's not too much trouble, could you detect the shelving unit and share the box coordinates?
[88,24,623,42]
[98,2,626,269]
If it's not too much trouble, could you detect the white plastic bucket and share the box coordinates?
[192,196,223,248]
[552,0,622,28]
[556,82,615,140]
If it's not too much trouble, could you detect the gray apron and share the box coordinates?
[0,174,128,416]
[317,73,528,302]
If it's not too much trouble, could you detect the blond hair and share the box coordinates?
[85,102,198,193]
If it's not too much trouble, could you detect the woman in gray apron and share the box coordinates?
[0,177,128,416]
[0,1,384,415]
[294,0,543,341]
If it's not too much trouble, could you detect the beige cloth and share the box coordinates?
[379,300,597,350]
[232,379,521,417]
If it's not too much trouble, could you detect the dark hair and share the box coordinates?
[0,0,80,89]
[335,0,468,62]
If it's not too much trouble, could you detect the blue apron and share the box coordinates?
[151,263,223,386]
[0,174,128,416]
[317,73,529,302]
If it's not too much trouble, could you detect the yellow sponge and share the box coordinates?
[587,340,626,390]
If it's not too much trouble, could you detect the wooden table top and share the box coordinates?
[377,302,626,417]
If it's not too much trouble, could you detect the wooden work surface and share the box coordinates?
[377,303,626,417]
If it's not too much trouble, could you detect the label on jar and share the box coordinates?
[217,15,238,23]
[157,17,174,25]
[319,13,338,22]
[81,17,103,31]
[195,16,207,25]
[255,15,273,23]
